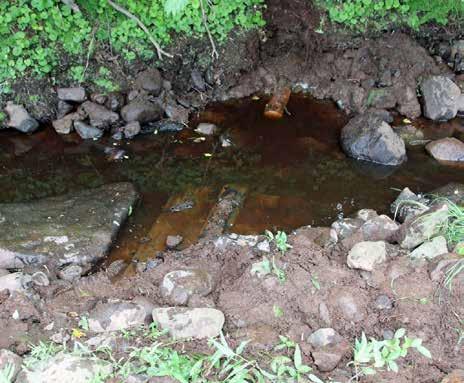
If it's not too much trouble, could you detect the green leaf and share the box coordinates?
[164,0,190,15]
[416,345,432,359]
[394,328,406,339]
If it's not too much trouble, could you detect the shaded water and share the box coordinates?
[1,94,464,263]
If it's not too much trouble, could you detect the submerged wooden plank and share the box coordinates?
[133,187,215,262]
[200,184,248,240]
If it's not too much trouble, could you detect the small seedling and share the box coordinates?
[273,305,284,318]
[251,256,286,284]
[350,329,431,378]
[265,230,293,254]
[79,315,90,331]
[311,274,321,291]
[274,335,297,351]
[23,341,61,369]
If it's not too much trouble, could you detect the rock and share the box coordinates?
[160,269,214,305]
[105,93,125,112]
[88,301,146,333]
[374,295,393,310]
[308,328,343,349]
[341,113,406,166]
[90,93,107,105]
[16,353,112,383]
[121,99,163,124]
[74,121,103,140]
[0,272,31,292]
[390,187,428,223]
[132,296,155,324]
[135,68,163,96]
[410,236,448,260]
[0,349,22,381]
[0,269,8,277]
[257,240,271,253]
[393,124,425,146]
[152,307,224,339]
[195,123,219,136]
[360,215,399,242]
[166,235,183,249]
[421,76,461,121]
[122,121,141,139]
[142,120,185,135]
[58,265,84,282]
[31,271,49,286]
[56,100,73,119]
[331,218,364,241]
[426,137,464,162]
[356,209,378,222]
[191,69,206,91]
[52,115,74,135]
[312,351,344,373]
[5,102,39,133]
[80,101,119,128]
[335,293,364,322]
[0,183,138,272]
[347,241,387,271]
[396,85,421,120]
[441,369,464,383]
[396,203,449,250]
[57,87,86,102]
[451,40,464,61]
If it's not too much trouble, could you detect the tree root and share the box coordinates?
[199,0,219,60]
[107,0,173,61]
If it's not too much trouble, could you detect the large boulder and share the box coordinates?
[16,353,112,383]
[152,307,224,339]
[410,236,448,260]
[341,113,406,166]
[134,68,163,96]
[426,137,464,162]
[0,183,138,273]
[421,76,461,121]
[57,87,86,102]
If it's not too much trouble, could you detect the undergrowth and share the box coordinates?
[0,0,265,87]
[319,0,464,31]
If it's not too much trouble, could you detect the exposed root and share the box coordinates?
[107,0,173,61]
[199,0,219,60]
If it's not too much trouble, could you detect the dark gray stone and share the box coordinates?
[74,121,103,140]
[135,68,163,96]
[80,101,119,128]
[121,99,163,124]
[57,87,86,102]
[421,76,461,121]
[341,113,406,166]
[5,102,39,133]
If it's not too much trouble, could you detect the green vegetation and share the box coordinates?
[320,0,464,31]
[0,0,265,85]
[0,364,15,383]
[349,329,431,379]
[251,256,286,283]
[265,230,292,255]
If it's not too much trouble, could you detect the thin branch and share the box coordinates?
[106,0,173,60]
[199,0,218,60]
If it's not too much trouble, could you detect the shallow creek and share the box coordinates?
[1,94,464,264]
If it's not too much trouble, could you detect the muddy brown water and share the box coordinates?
[1,94,464,264]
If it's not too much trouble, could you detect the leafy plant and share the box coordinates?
[273,305,284,318]
[349,329,431,378]
[23,341,62,369]
[0,0,265,85]
[0,364,15,383]
[265,230,292,254]
[320,0,464,31]
[251,256,286,283]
